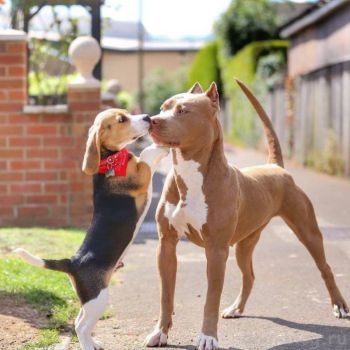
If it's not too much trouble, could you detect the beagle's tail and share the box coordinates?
[235,78,284,168]
[14,248,72,273]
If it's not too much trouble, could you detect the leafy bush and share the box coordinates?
[188,41,222,93]
[143,67,187,115]
[218,40,288,145]
[256,51,287,89]
[215,0,278,55]
[28,72,76,97]
[117,91,133,110]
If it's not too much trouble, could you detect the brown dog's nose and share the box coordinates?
[151,117,160,125]
[143,115,151,123]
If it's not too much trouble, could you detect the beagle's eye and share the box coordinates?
[118,115,127,123]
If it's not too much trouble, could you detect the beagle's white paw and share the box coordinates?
[197,333,219,350]
[221,304,242,319]
[140,144,169,166]
[144,327,168,347]
[93,339,104,350]
[333,304,349,319]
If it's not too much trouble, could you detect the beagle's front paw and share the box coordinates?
[197,333,219,350]
[153,144,170,158]
[144,327,168,347]
[140,144,169,170]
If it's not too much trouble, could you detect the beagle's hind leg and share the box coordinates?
[75,288,109,350]
[281,185,349,319]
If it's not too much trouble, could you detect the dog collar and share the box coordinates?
[98,148,129,177]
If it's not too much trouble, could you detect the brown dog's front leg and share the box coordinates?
[145,234,178,347]
[158,235,178,329]
[198,245,229,350]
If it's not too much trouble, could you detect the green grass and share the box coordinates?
[0,227,85,349]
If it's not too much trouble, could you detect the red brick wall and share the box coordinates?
[0,33,101,227]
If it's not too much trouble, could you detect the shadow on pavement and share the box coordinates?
[249,316,350,350]
[165,346,241,350]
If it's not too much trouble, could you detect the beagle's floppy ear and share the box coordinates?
[206,82,219,105]
[188,82,203,94]
[82,125,101,175]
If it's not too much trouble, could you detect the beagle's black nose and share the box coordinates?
[143,115,151,123]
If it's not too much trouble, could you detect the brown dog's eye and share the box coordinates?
[118,116,127,123]
[177,107,186,115]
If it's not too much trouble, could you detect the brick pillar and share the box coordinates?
[0,30,27,224]
[67,36,102,227]
[0,30,27,105]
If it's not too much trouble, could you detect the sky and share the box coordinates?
[1,0,316,40]
[102,0,232,39]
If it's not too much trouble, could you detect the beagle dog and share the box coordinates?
[15,108,169,350]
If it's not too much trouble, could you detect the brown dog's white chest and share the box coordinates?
[164,149,208,239]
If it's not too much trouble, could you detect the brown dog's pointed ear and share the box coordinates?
[206,82,219,104]
[188,82,203,94]
[82,125,101,175]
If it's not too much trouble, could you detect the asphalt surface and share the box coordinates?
[68,147,350,350]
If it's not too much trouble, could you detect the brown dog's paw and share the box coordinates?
[333,304,349,319]
[197,334,219,350]
[144,327,168,347]
[221,304,242,319]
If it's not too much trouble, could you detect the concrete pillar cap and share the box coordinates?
[68,36,101,89]
[0,29,27,41]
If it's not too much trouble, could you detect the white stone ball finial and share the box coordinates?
[68,36,101,88]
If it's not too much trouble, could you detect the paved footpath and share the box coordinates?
[68,147,350,350]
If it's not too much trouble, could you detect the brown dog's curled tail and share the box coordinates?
[14,248,72,273]
[235,78,284,168]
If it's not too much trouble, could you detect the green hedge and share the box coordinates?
[219,39,288,145]
[187,41,222,92]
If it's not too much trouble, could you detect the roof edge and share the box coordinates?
[280,0,349,38]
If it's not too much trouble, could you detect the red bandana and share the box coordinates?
[98,148,129,177]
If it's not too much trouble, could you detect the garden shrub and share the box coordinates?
[187,41,222,92]
[218,40,288,146]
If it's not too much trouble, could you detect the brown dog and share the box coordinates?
[144,80,349,349]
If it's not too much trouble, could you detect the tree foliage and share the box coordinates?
[215,0,278,55]
[11,0,47,32]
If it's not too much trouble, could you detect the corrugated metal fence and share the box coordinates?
[266,60,350,176]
